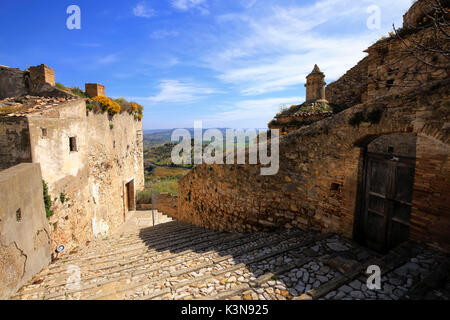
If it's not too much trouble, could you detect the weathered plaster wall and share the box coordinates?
[22,99,144,251]
[0,117,31,170]
[86,110,144,240]
[27,99,92,251]
[0,163,51,299]
[175,79,450,252]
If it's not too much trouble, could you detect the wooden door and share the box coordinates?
[362,152,415,253]
[126,180,135,211]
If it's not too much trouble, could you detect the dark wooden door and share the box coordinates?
[362,152,415,253]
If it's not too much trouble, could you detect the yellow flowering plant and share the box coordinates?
[92,96,121,116]
[129,102,144,121]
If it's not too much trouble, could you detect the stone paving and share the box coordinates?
[10,219,449,300]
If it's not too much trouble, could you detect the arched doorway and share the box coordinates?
[355,133,417,253]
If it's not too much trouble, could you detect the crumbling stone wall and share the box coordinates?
[0,66,28,100]
[325,57,369,109]
[365,27,449,101]
[403,0,438,28]
[27,99,92,250]
[0,117,31,170]
[29,64,55,88]
[0,65,68,100]
[86,110,145,241]
[175,79,450,252]
[0,164,51,299]
[157,193,178,217]
[85,83,105,98]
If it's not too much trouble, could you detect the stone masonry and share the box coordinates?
[9,219,450,300]
[0,66,145,254]
[173,1,450,253]
[85,83,105,98]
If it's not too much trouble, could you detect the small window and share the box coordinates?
[386,79,394,89]
[330,183,341,192]
[16,209,22,222]
[41,128,48,138]
[69,137,78,152]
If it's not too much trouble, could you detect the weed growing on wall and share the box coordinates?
[43,180,54,219]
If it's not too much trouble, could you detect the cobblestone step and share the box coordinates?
[48,229,218,272]
[15,232,248,297]
[51,223,202,264]
[21,229,298,300]
[85,230,312,300]
[11,219,448,301]
[316,242,449,300]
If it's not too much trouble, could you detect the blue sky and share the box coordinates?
[0,0,412,129]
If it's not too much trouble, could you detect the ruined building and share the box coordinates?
[268,65,334,134]
[169,0,450,254]
[0,64,144,298]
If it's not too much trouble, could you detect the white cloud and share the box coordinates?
[151,30,180,39]
[133,2,155,18]
[98,54,119,64]
[205,0,411,96]
[132,80,218,103]
[205,96,304,123]
[74,43,102,48]
[240,0,257,9]
[171,0,209,15]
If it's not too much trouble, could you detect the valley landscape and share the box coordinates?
[0,0,449,309]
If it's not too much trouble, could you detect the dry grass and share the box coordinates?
[152,167,188,179]
[0,105,29,115]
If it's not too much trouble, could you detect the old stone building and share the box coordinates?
[269,65,334,134]
[0,64,144,297]
[170,0,450,254]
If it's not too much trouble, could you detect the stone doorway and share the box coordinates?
[356,133,417,253]
[125,179,135,212]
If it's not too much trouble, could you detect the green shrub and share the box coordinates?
[349,112,365,127]
[55,83,68,90]
[70,87,88,98]
[43,181,54,219]
[60,192,67,204]
[367,109,383,124]
[137,190,152,204]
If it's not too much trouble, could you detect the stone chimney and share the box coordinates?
[305,64,327,103]
[85,83,105,97]
[28,64,55,87]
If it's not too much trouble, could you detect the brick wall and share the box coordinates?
[325,56,369,109]
[29,64,55,87]
[174,79,450,252]
[85,83,105,97]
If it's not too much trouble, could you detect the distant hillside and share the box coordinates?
[143,128,267,149]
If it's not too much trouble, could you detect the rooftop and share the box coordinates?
[276,100,334,119]
[0,95,78,117]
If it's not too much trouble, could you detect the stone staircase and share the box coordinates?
[10,219,449,300]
